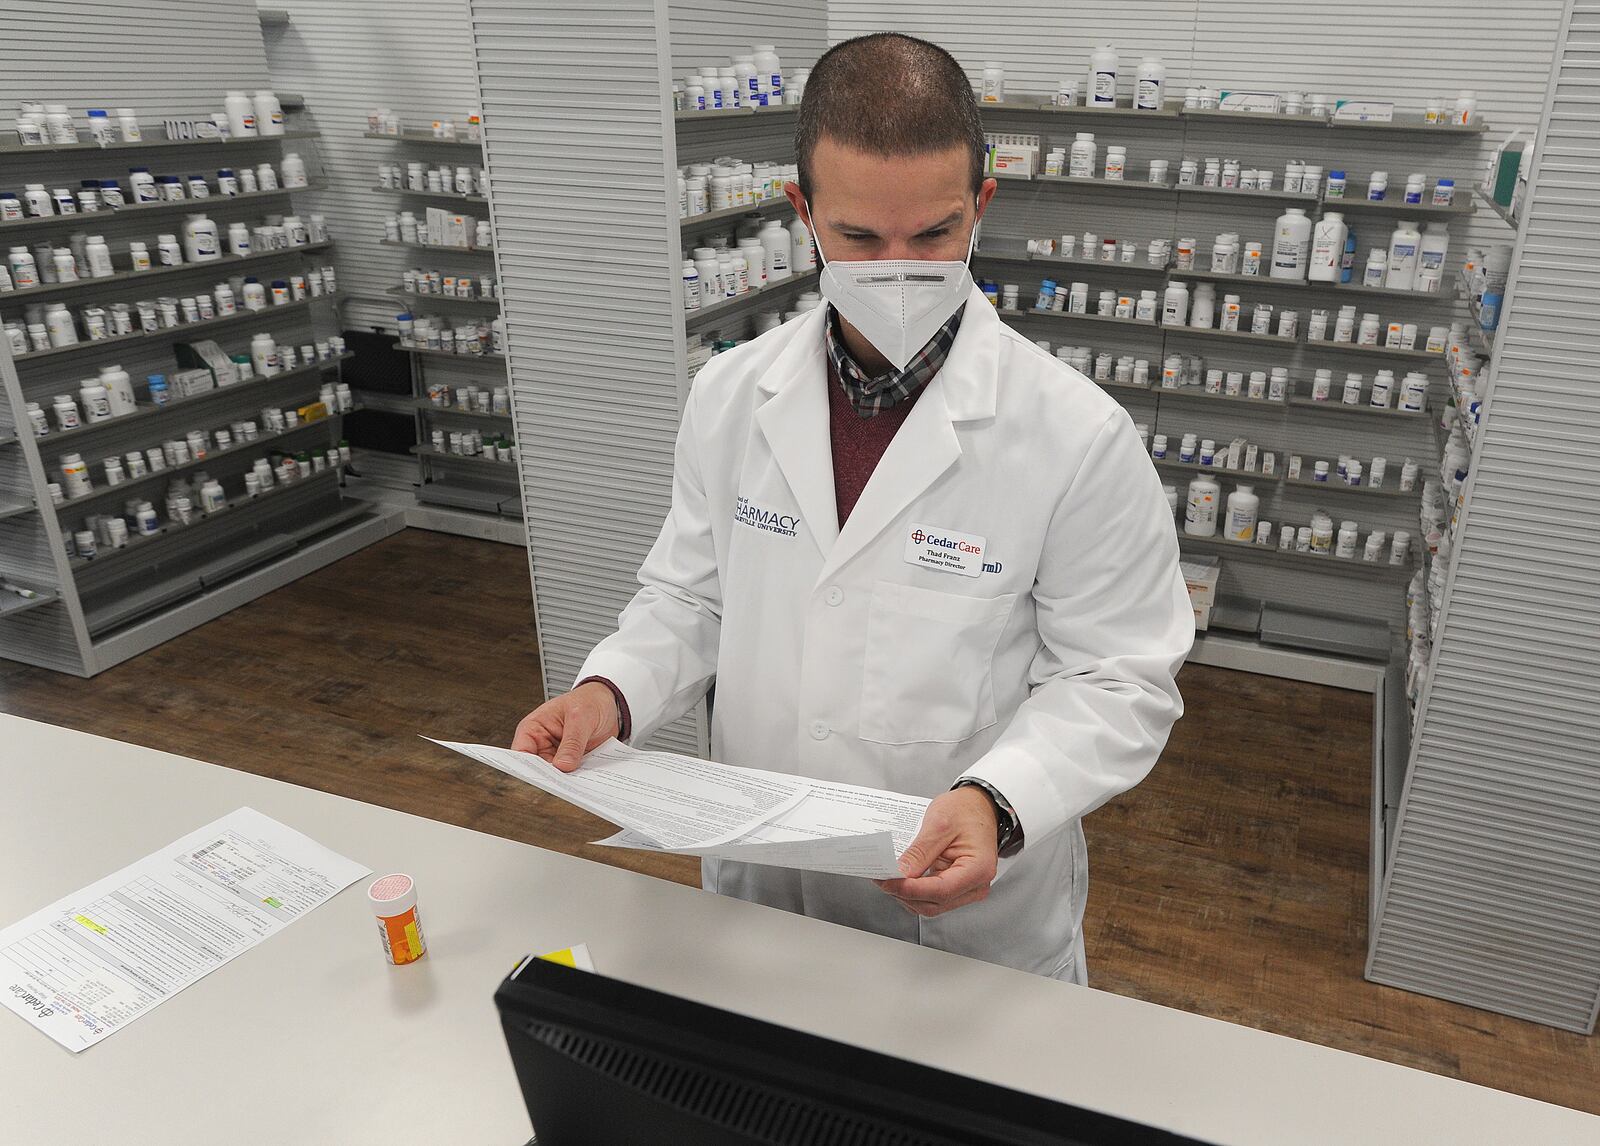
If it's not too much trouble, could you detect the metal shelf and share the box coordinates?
[1,240,334,304]
[674,105,798,124]
[1033,174,1176,196]
[1325,115,1487,136]
[994,99,1183,121]
[1154,386,1289,411]
[377,238,491,255]
[1281,474,1415,499]
[258,8,291,26]
[0,586,58,619]
[0,129,320,156]
[997,307,1161,332]
[1301,338,1440,363]
[1167,268,1455,302]
[679,197,794,233]
[1179,107,1332,127]
[1163,324,1300,349]
[1475,184,1519,229]
[68,466,340,572]
[1319,197,1477,219]
[1178,532,1413,578]
[1287,395,1430,419]
[54,410,352,515]
[45,354,352,448]
[393,342,505,362]
[0,183,328,235]
[387,287,501,312]
[977,250,1170,276]
[413,398,511,423]
[686,269,820,330]
[1181,108,1487,136]
[1177,183,1321,205]
[0,497,36,520]
[363,130,483,147]
[370,185,486,206]
[410,445,515,467]
[12,294,335,366]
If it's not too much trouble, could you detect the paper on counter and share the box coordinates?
[0,807,369,1053]
[430,739,808,849]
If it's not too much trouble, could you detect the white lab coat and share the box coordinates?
[580,285,1194,982]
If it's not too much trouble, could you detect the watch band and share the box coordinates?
[954,777,1023,856]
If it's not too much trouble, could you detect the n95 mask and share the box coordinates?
[810,200,977,372]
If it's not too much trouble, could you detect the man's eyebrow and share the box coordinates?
[831,211,964,236]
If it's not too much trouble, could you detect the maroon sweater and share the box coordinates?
[589,366,921,739]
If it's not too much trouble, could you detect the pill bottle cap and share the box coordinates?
[368,873,417,917]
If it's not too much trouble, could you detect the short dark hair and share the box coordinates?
[795,33,985,201]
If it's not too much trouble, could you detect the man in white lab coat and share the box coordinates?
[513,33,1194,983]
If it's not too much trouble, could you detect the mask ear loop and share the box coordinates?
[803,198,829,269]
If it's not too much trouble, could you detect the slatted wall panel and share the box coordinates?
[0,1,270,129]
[259,1,484,332]
[1369,0,1600,1032]
[669,0,827,79]
[467,0,706,752]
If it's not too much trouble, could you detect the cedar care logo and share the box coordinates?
[911,528,983,556]
[735,496,800,538]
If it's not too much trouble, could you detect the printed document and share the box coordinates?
[0,807,369,1053]
[434,740,930,878]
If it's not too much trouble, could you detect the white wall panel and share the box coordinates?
[469,0,704,753]
[1370,0,1600,1032]
[0,1,270,129]
[670,0,827,79]
[260,1,484,332]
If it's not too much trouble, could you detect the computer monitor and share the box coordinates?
[495,956,1212,1145]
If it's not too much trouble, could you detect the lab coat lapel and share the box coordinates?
[818,288,999,585]
[754,310,840,559]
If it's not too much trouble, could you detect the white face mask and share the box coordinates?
[809,199,978,372]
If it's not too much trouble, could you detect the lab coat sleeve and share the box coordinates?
[576,386,722,744]
[962,409,1195,844]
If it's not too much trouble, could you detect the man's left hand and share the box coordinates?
[875,787,999,917]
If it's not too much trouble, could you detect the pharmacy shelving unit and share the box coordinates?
[967,102,1488,657]
[0,120,402,675]
[364,132,519,526]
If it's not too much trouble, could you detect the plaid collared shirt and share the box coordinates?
[825,302,966,419]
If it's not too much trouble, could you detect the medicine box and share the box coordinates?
[426,207,471,249]
[1181,556,1221,632]
[1332,100,1395,123]
[170,367,216,400]
[1218,91,1282,114]
[174,339,239,389]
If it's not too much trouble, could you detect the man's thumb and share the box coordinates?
[551,713,593,773]
[898,828,941,878]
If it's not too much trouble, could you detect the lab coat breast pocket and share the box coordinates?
[858,581,1017,745]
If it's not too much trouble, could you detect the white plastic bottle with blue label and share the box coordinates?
[1087,45,1119,108]
[1384,220,1422,291]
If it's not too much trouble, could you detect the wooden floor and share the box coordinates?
[1,529,1593,1115]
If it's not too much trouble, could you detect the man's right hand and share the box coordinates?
[511,682,621,772]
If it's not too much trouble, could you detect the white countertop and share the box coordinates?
[1,713,1594,1144]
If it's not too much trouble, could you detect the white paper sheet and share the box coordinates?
[434,739,937,879]
[0,807,369,1053]
[595,776,932,878]
[430,739,809,849]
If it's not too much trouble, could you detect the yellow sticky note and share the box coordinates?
[537,943,594,972]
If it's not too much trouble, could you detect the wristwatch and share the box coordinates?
[954,777,1024,857]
